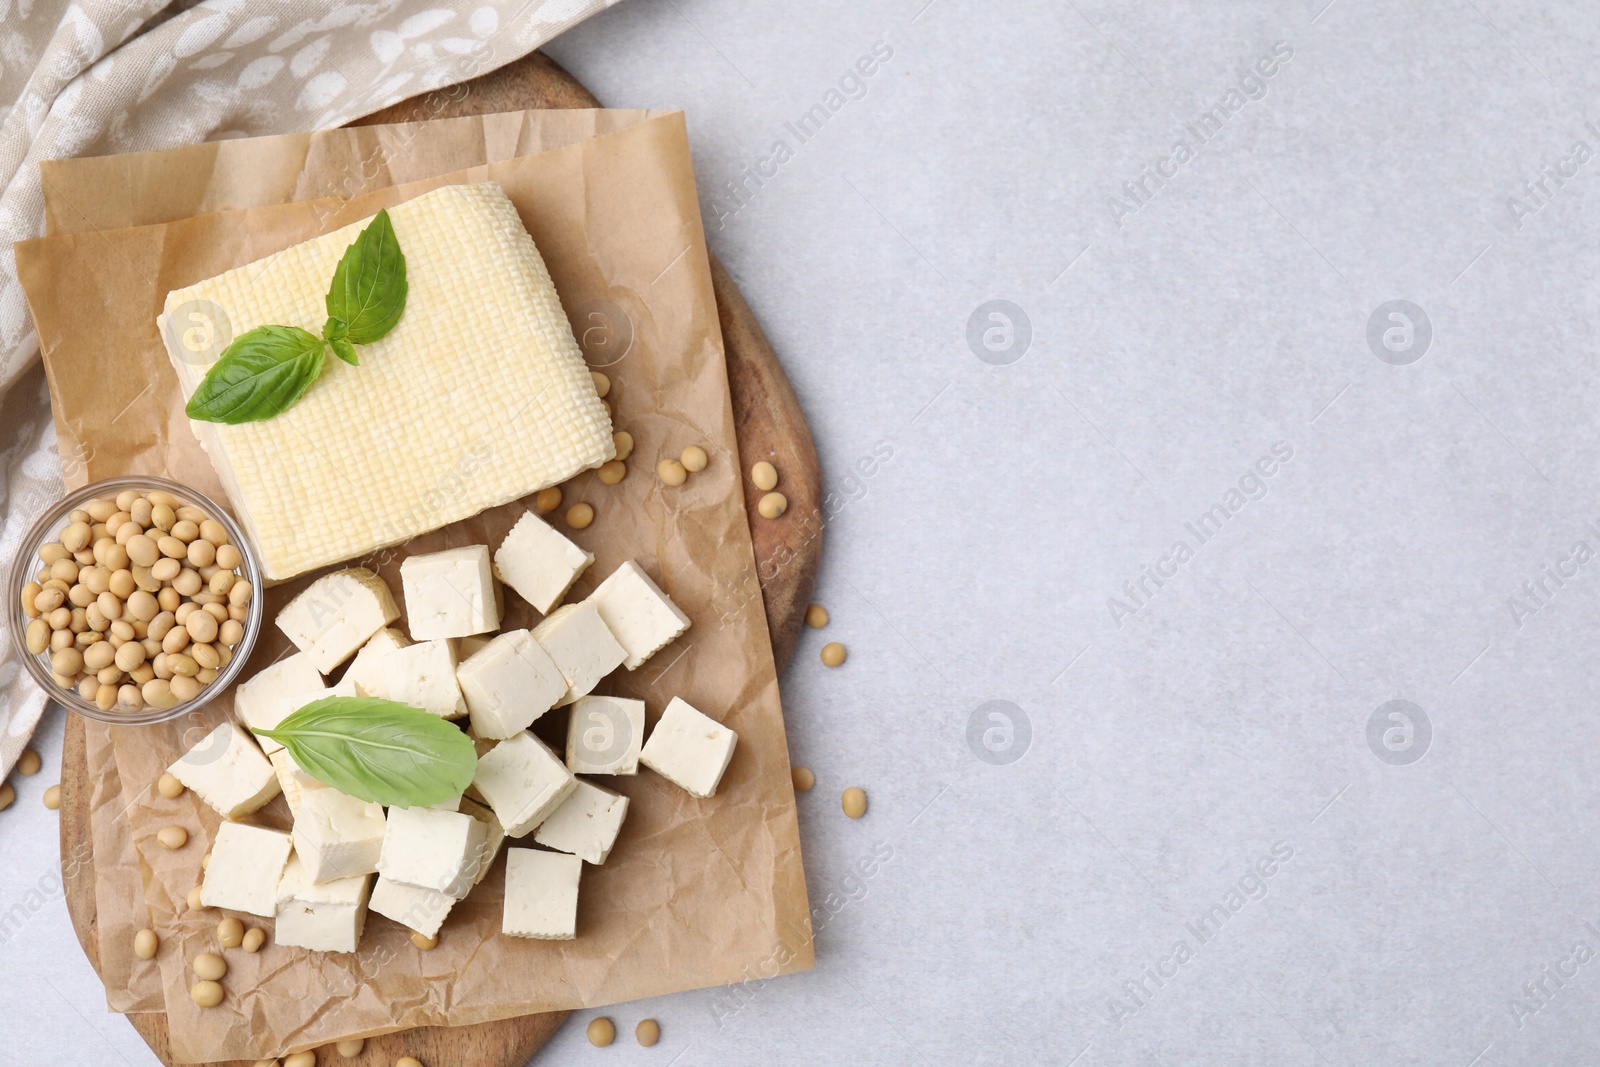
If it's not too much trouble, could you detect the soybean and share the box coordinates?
[636,1019,661,1046]
[842,786,868,819]
[821,642,846,668]
[43,785,61,810]
[133,929,159,960]
[157,772,185,799]
[217,916,244,948]
[656,459,687,487]
[193,952,227,981]
[535,486,562,512]
[805,604,829,628]
[792,766,815,792]
[336,1039,365,1055]
[586,1017,616,1047]
[751,460,778,490]
[242,927,266,953]
[284,1053,314,1067]
[190,980,224,1008]
[681,445,708,473]
[157,825,188,850]
[757,492,788,519]
[566,503,595,530]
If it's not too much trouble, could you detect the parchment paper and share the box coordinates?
[16,110,812,1063]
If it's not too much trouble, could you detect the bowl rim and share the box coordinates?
[7,475,264,726]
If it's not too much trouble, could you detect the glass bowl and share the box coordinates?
[7,476,264,725]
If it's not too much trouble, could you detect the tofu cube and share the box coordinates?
[533,780,629,864]
[565,695,645,775]
[341,626,411,699]
[503,848,582,940]
[293,789,387,884]
[376,806,487,898]
[368,876,456,939]
[493,510,594,613]
[233,652,325,755]
[532,601,625,707]
[383,639,467,719]
[639,697,738,799]
[401,545,501,640]
[471,731,576,837]
[276,567,400,673]
[589,561,691,670]
[167,723,280,819]
[269,748,327,819]
[275,853,371,953]
[457,630,566,739]
[199,821,293,917]
[459,796,506,885]
[457,633,493,660]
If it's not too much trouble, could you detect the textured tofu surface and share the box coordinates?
[503,848,582,940]
[640,696,738,799]
[159,182,614,580]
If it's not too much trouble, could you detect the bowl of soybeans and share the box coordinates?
[8,476,264,725]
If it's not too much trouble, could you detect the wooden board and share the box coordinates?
[59,50,821,1067]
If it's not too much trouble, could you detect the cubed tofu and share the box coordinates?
[293,789,387,884]
[459,796,506,885]
[457,633,493,660]
[167,723,280,819]
[471,731,576,838]
[401,545,501,640]
[368,876,456,939]
[269,748,327,819]
[532,601,625,707]
[233,652,324,755]
[565,695,645,775]
[383,639,467,719]
[457,630,566,739]
[639,697,738,799]
[341,626,411,699]
[588,561,691,670]
[276,568,400,673]
[503,848,582,940]
[493,510,594,614]
[532,779,629,864]
[199,821,293,917]
[376,806,487,898]
[275,853,371,953]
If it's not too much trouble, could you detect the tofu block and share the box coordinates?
[341,626,411,699]
[503,849,582,940]
[457,630,566,739]
[471,731,577,837]
[293,789,387,884]
[167,723,280,819]
[589,561,691,670]
[275,853,371,953]
[200,821,292,917]
[269,748,327,819]
[532,601,626,707]
[640,697,738,799]
[233,652,324,755]
[383,639,467,719]
[368,876,456,939]
[493,510,594,613]
[376,806,487,898]
[276,568,400,673]
[401,545,502,640]
[159,182,615,582]
[459,796,506,885]
[533,779,629,864]
[565,695,645,775]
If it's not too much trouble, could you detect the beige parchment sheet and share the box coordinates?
[16,109,812,1062]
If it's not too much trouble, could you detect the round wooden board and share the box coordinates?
[59,50,821,1067]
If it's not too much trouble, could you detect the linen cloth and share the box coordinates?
[0,0,617,777]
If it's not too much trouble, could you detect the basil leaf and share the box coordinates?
[256,697,476,809]
[325,208,408,346]
[329,336,359,366]
[185,325,327,425]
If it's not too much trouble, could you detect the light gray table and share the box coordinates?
[11,0,1600,1063]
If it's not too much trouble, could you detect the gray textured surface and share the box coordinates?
[10,0,1600,1063]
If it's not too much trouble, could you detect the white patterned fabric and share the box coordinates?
[0,0,616,777]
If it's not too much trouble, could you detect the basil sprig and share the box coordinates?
[255,696,475,809]
[186,208,408,424]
